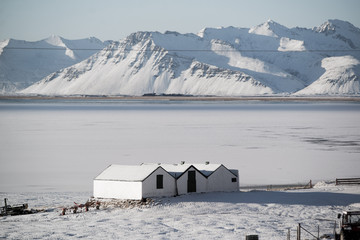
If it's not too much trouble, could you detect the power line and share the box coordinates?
[3,47,360,53]
[4,47,103,51]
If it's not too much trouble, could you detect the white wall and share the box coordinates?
[93,180,142,200]
[142,167,176,198]
[177,167,208,195]
[93,165,239,200]
[207,165,239,192]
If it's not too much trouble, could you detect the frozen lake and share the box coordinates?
[0,99,359,192]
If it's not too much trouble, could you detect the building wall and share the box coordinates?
[93,180,142,200]
[177,166,208,195]
[93,165,239,199]
[142,167,176,198]
[207,165,239,192]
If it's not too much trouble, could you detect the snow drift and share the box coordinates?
[13,20,360,95]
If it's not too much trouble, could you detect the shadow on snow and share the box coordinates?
[167,190,360,206]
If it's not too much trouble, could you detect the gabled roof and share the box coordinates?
[192,164,222,176]
[94,163,236,181]
[145,163,222,178]
[94,164,162,181]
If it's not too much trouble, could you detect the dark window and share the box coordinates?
[232,178,237,182]
[157,175,163,189]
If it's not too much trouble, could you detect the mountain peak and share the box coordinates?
[266,19,277,25]
[197,27,225,38]
[0,36,111,92]
[43,35,66,47]
[316,19,359,33]
[315,19,360,48]
[125,31,154,45]
[249,20,289,38]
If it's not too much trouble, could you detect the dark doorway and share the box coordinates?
[156,175,163,189]
[187,170,196,193]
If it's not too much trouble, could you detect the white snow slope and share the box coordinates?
[0,35,110,93]
[19,19,360,96]
[1,183,359,239]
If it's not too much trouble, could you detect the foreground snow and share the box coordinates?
[1,182,360,239]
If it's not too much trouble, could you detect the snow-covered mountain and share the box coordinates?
[0,35,110,92]
[17,20,360,95]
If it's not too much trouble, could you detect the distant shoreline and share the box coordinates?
[1,95,360,102]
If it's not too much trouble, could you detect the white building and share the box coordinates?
[94,163,239,200]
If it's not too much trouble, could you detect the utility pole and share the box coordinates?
[297,223,301,240]
[4,198,8,216]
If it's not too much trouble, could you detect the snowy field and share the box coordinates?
[1,182,360,239]
[0,99,359,192]
[0,99,360,239]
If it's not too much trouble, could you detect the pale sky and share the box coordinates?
[0,0,359,42]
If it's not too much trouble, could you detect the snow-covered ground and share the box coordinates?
[0,100,359,239]
[0,100,359,192]
[1,182,360,239]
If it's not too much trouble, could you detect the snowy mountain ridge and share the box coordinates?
[7,19,360,95]
[315,19,360,49]
[0,36,110,92]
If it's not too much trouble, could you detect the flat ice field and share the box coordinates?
[0,99,359,192]
[1,182,360,239]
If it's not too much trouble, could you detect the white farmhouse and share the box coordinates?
[93,163,239,200]
[93,164,176,200]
